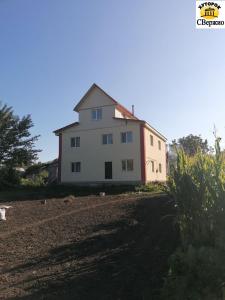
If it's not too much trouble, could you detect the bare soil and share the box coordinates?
[0,193,178,300]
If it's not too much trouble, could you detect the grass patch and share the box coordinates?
[135,182,166,193]
[0,184,139,201]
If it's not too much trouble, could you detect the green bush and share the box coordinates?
[0,167,21,189]
[21,170,48,187]
[135,182,165,193]
[162,139,225,299]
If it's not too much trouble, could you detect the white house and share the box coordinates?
[54,84,167,185]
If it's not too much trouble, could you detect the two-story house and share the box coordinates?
[54,84,167,185]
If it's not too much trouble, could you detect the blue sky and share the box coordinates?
[0,0,225,162]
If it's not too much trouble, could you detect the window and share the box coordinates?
[122,160,126,171]
[158,140,161,150]
[159,163,162,173]
[150,135,154,146]
[92,108,102,120]
[127,159,134,171]
[151,161,154,172]
[71,137,80,147]
[122,159,134,171]
[102,134,113,145]
[121,131,133,143]
[71,162,81,173]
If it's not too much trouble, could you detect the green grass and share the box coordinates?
[0,184,138,201]
[0,183,166,202]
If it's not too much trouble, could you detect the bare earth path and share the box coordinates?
[0,196,141,239]
[0,194,178,300]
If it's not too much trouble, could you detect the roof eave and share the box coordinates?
[113,117,167,141]
[73,83,98,112]
[53,122,79,136]
[144,122,167,141]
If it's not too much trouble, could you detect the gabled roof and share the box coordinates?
[53,84,167,141]
[74,83,138,120]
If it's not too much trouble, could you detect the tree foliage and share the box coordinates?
[172,134,210,156]
[0,102,40,167]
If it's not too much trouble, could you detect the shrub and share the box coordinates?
[21,170,48,187]
[0,167,21,189]
[135,182,165,193]
[162,139,225,299]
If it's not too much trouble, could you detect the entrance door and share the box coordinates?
[105,162,112,179]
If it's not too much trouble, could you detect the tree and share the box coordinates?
[171,134,210,157]
[0,102,40,168]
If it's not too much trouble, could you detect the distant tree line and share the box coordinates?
[171,134,212,156]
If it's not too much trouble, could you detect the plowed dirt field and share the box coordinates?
[0,193,177,300]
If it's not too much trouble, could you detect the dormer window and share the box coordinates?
[92,108,102,120]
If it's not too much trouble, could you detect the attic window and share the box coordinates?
[92,108,102,120]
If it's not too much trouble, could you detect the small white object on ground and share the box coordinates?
[0,206,12,221]
[99,192,106,197]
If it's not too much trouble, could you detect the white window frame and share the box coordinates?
[121,159,134,172]
[121,131,133,144]
[71,137,80,148]
[92,108,102,121]
[102,134,113,145]
[71,162,81,173]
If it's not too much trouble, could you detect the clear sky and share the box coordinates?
[0,0,225,162]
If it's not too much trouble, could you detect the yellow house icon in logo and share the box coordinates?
[203,7,215,17]
[200,5,219,20]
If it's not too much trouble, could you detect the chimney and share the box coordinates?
[132,105,135,116]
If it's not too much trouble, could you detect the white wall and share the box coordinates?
[79,105,116,129]
[144,127,167,182]
[115,108,124,118]
[78,87,113,110]
[59,85,166,184]
[61,120,141,183]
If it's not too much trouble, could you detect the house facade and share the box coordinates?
[54,84,167,185]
